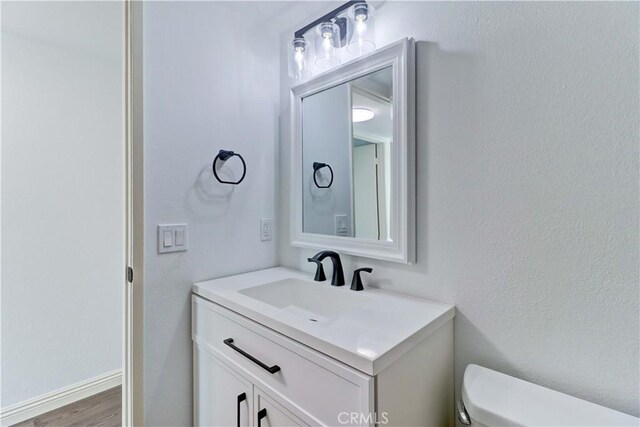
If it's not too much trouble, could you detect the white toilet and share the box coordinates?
[459,364,640,427]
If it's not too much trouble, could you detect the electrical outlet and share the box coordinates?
[261,218,274,241]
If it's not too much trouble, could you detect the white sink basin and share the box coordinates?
[239,278,369,321]
[193,267,455,375]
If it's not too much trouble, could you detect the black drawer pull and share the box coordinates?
[223,338,281,374]
[257,408,268,427]
[236,393,246,427]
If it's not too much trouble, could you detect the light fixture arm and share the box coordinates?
[293,0,367,46]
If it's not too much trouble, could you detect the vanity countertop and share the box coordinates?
[192,267,455,375]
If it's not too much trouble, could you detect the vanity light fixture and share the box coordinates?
[288,37,311,80]
[352,108,375,122]
[287,1,376,80]
[347,2,376,56]
[315,22,341,68]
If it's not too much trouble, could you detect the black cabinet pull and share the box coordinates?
[257,408,268,427]
[236,393,246,427]
[223,338,281,374]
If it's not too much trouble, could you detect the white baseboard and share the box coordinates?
[1,369,122,426]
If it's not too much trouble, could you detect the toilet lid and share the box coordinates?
[462,364,639,427]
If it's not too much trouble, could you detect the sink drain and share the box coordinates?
[309,318,318,322]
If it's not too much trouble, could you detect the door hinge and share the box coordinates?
[127,266,134,283]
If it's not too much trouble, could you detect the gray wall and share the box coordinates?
[279,1,640,417]
[143,2,283,424]
[302,84,353,236]
[1,1,123,408]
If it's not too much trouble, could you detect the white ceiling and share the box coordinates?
[352,92,392,143]
[1,1,123,59]
[0,1,381,62]
[0,1,335,60]
[352,67,393,143]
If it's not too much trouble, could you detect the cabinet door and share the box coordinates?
[255,389,307,427]
[195,346,252,427]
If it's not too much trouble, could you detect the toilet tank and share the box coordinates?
[461,364,639,427]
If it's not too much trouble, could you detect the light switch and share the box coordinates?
[175,229,185,246]
[157,224,188,254]
[163,231,173,247]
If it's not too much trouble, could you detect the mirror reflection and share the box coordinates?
[302,67,393,241]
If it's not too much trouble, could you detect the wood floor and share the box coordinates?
[12,387,121,427]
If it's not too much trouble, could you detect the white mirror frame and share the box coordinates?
[290,38,415,264]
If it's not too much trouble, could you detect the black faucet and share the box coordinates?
[350,267,373,291]
[307,251,345,286]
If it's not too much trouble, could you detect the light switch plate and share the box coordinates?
[335,214,348,236]
[157,224,188,253]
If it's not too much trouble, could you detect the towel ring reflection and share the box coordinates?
[213,150,246,185]
[313,162,333,189]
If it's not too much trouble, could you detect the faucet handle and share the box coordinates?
[350,268,373,291]
[307,258,327,282]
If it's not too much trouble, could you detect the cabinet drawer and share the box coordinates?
[193,295,373,426]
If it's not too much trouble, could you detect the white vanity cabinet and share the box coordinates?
[194,348,252,426]
[254,389,307,427]
[193,296,374,427]
[192,268,455,427]
[194,346,306,427]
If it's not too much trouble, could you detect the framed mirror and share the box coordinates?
[290,38,415,263]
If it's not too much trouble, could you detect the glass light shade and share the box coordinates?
[347,2,375,56]
[288,37,311,80]
[314,22,341,69]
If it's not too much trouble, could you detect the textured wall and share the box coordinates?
[279,1,640,417]
[143,2,285,424]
